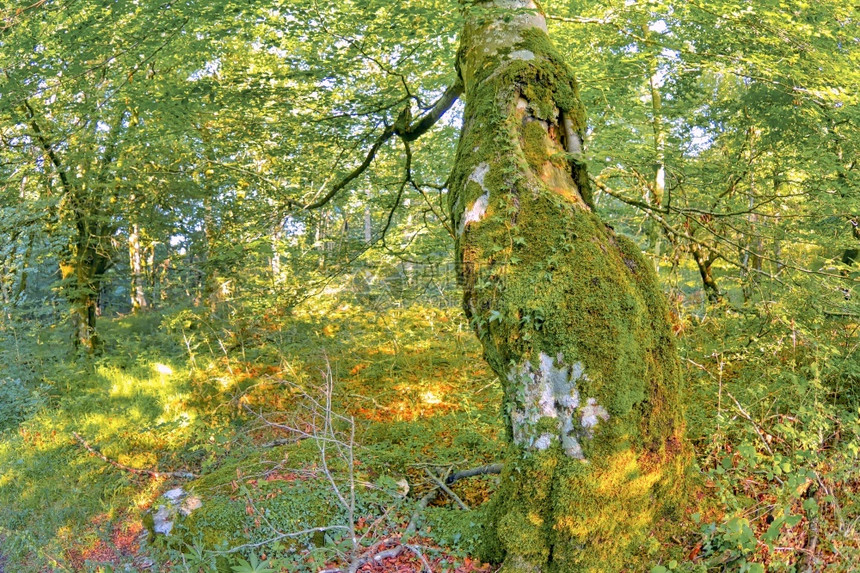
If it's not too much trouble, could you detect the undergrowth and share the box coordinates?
[0,284,857,572]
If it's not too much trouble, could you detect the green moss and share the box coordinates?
[514,28,587,132]
[522,121,549,172]
[479,447,557,569]
[452,8,692,572]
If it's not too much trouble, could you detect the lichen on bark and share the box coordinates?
[449,1,692,571]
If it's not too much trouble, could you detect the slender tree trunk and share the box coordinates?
[691,243,721,303]
[645,32,667,271]
[271,225,283,285]
[129,223,148,312]
[841,217,860,267]
[147,243,159,305]
[14,232,34,305]
[741,125,761,301]
[450,3,690,571]
[364,189,373,244]
[0,232,20,308]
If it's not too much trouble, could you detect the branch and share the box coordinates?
[302,124,396,210]
[302,80,463,210]
[545,13,616,25]
[446,463,503,484]
[380,141,412,251]
[22,99,72,194]
[424,467,470,510]
[72,432,196,480]
[397,79,463,142]
[724,393,777,462]
[592,175,737,265]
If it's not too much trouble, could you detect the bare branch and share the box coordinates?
[303,80,463,210]
[72,432,196,479]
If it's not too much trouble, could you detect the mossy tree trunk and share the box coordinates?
[60,234,110,353]
[449,2,690,571]
[24,100,123,352]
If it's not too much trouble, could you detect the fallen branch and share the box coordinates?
[405,485,441,537]
[72,432,196,480]
[405,463,503,535]
[446,463,503,485]
[318,538,403,573]
[260,437,303,449]
[320,463,502,573]
[425,468,469,511]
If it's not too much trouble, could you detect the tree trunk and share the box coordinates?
[364,189,373,245]
[841,217,860,267]
[691,243,721,304]
[645,29,667,272]
[60,242,108,352]
[271,218,284,285]
[449,3,690,571]
[129,223,148,312]
[741,124,761,301]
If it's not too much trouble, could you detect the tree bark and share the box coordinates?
[841,217,860,267]
[60,239,109,352]
[449,3,690,570]
[129,223,148,312]
[364,189,373,245]
[691,242,721,303]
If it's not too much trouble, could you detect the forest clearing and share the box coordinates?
[1,0,858,571]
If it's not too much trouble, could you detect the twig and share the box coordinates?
[72,432,196,479]
[223,525,349,555]
[724,393,784,484]
[402,543,433,573]
[724,393,775,458]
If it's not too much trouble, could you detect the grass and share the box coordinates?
[0,287,858,572]
[0,296,502,572]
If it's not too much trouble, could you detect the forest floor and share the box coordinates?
[0,290,859,572]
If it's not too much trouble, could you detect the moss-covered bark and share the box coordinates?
[60,241,108,352]
[449,2,691,570]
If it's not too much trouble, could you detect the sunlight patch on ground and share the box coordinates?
[154,363,174,375]
[422,390,442,405]
[103,365,178,398]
